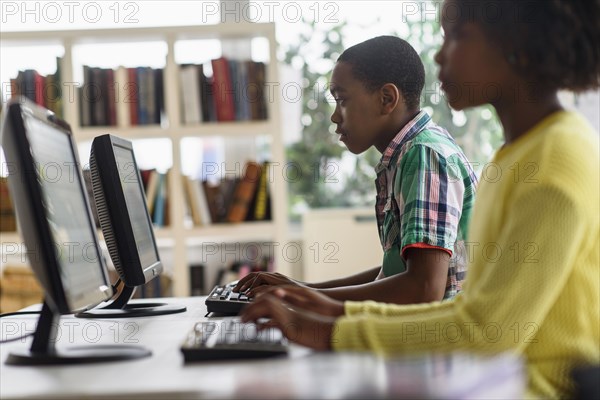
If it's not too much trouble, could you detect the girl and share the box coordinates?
[241,0,600,397]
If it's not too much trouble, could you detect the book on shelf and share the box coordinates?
[200,67,216,122]
[139,168,154,191]
[227,161,262,223]
[163,170,171,227]
[203,178,239,224]
[179,64,203,124]
[246,61,268,120]
[143,169,160,216]
[154,68,164,125]
[251,160,272,221]
[151,171,168,227]
[202,181,221,224]
[138,66,160,125]
[220,177,239,221]
[115,66,130,127]
[182,175,212,226]
[211,57,236,122]
[127,67,139,125]
[91,67,106,126]
[105,68,117,126]
[236,58,251,121]
[182,175,201,226]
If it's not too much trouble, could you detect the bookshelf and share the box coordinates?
[0,22,290,297]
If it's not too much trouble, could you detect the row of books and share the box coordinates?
[84,162,271,231]
[181,160,272,226]
[9,57,63,119]
[9,57,268,128]
[78,66,165,127]
[3,162,270,233]
[180,57,268,124]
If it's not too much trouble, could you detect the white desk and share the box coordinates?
[0,297,524,399]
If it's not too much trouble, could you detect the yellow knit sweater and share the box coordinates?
[332,111,600,398]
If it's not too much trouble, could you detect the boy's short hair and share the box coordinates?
[451,0,600,92]
[337,36,425,111]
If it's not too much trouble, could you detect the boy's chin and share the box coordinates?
[344,144,367,155]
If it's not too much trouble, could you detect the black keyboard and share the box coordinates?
[205,283,252,315]
[180,319,288,362]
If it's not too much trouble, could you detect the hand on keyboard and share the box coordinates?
[206,283,253,315]
[233,272,304,297]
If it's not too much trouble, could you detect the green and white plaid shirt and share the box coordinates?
[375,111,477,299]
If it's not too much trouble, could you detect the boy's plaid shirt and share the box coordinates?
[374,111,478,299]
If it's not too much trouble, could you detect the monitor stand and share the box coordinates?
[6,301,151,366]
[75,285,186,318]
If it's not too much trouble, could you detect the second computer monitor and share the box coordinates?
[77,134,185,318]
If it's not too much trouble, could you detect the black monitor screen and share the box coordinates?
[78,134,185,318]
[23,115,109,310]
[113,144,159,268]
[1,98,111,314]
[88,134,164,288]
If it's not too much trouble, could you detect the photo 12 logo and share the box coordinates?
[1,320,140,344]
[1,1,140,24]
[200,1,340,24]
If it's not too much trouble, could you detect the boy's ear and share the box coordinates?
[380,83,400,114]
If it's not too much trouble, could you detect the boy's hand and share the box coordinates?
[240,287,338,351]
[233,272,303,295]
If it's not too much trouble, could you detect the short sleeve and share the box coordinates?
[396,144,465,255]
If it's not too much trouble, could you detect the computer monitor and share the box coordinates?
[1,97,150,365]
[75,134,185,318]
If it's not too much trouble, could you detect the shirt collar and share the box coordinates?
[375,110,431,173]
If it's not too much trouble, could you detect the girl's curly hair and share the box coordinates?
[452,0,600,92]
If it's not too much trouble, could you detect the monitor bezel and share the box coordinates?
[1,97,113,314]
[90,134,163,287]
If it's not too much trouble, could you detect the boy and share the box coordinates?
[235,36,477,305]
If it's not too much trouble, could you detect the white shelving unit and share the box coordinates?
[1,22,290,296]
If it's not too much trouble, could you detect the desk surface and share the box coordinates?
[0,297,524,399]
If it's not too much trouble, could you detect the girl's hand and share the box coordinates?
[240,287,341,351]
